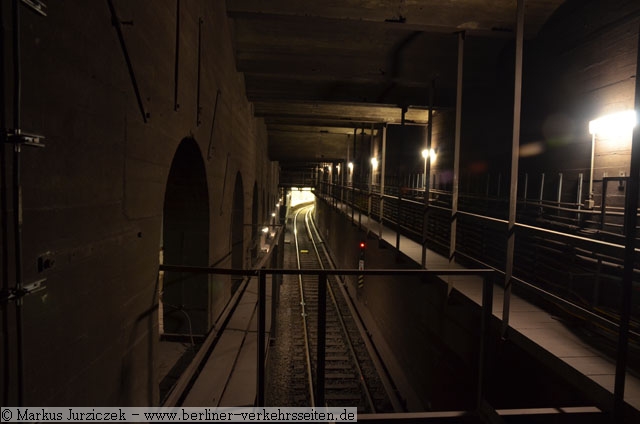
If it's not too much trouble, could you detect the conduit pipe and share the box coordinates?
[0,0,11,407]
[11,0,25,406]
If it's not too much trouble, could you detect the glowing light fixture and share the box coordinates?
[370,157,378,170]
[589,110,637,136]
[262,227,269,233]
[422,148,437,164]
[271,212,276,217]
[348,162,354,171]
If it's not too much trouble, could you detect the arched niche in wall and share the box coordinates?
[161,138,210,336]
[231,172,244,294]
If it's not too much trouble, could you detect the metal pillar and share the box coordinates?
[477,275,494,409]
[256,270,266,406]
[422,80,435,268]
[352,129,356,224]
[449,31,464,267]
[613,23,640,424]
[379,125,387,240]
[397,108,407,251]
[502,0,524,337]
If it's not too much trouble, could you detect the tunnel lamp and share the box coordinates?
[421,148,437,163]
[586,109,637,207]
[370,157,378,170]
[588,110,637,137]
[262,227,269,233]
[271,212,276,217]
[348,162,354,171]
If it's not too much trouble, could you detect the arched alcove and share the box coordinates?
[231,172,244,293]
[162,138,209,336]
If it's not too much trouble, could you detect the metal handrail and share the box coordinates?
[158,263,498,413]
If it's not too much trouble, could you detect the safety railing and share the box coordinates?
[316,179,639,421]
[158,264,498,418]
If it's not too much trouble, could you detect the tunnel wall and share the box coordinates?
[521,0,639,206]
[0,0,278,406]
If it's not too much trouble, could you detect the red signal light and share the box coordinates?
[359,242,366,249]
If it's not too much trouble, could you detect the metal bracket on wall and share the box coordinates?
[20,0,47,16]
[1,278,47,304]
[5,130,45,148]
[107,0,149,123]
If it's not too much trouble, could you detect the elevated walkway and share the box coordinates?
[331,198,640,414]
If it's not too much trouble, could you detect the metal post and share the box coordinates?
[368,126,374,227]
[380,125,387,240]
[613,25,640,424]
[589,132,596,202]
[557,172,563,216]
[270,249,278,341]
[449,31,464,266]
[502,0,524,337]
[341,160,345,206]
[11,0,25,406]
[539,173,545,204]
[316,272,327,406]
[577,173,583,223]
[601,179,607,230]
[396,192,401,250]
[422,80,434,268]
[352,129,356,224]
[398,107,407,250]
[477,275,494,409]
[256,270,266,406]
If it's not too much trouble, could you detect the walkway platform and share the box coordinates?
[334,200,640,413]
[181,275,273,407]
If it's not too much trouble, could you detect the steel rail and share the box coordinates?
[305,207,376,412]
[293,207,316,407]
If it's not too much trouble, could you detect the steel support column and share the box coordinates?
[379,125,387,240]
[256,270,266,406]
[449,32,464,271]
[397,108,407,250]
[502,0,524,337]
[477,275,494,409]
[352,129,356,224]
[613,23,640,424]
[422,80,435,268]
[368,125,374,227]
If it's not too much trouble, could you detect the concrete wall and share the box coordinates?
[1,0,277,406]
[521,0,639,205]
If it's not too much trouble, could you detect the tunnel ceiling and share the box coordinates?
[226,0,565,166]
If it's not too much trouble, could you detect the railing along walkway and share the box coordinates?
[331,197,640,416]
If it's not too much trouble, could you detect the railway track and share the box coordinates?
[283,204,396,412]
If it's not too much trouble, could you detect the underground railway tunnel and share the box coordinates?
[1,0,640,423]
